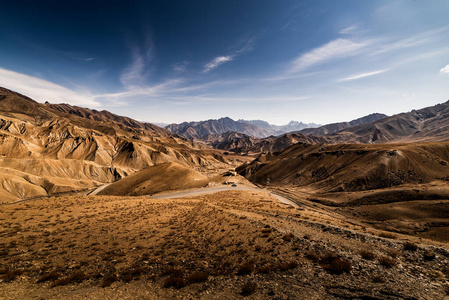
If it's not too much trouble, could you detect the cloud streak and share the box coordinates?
[0,67,100,107]
[440,64,449,75]
[202,37,256,73]
[339,69,389,82]
[202,56,234,73]
[290,38,370,73]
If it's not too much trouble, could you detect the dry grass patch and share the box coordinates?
[378,256,396,268]
[319,253,352,274]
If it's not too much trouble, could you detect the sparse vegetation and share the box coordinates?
[403,241,418,251]
[281,233,294,242]
[240,280,257,296]
[37,271,60,283]
[359,249,376,260]
[237,261,254,275]
[319,253,352,274]
[51,271,88,287]
[99,274,117,288]
[0,190,447,299]
[378,256,396,268]
[186,271,209,284]
[0,269,23,283]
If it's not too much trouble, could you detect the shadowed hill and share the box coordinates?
[238,142,449,193]
[327,100,449,143]
[97,162,222,196]
[297,113,387,136]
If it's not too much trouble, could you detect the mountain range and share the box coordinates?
[166,117,320,140]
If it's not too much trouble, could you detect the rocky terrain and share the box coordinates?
[166,117,271,140]
[296,113,387,136]
[238,142,449,242]
[1,87,449,299]
[326,100,449,143]
[1,190,448,299]
[239,119,320,136]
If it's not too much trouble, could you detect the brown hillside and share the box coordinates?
[98,162,223,196]
[238,142,449,193]
[327,100,449,143]
[0,87,236,202]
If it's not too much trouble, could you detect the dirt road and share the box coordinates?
[148,185,299,207]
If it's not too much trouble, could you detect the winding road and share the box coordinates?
[148,185,299,207]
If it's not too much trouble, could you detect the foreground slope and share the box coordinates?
[1,192,447,299]
[0,87,234,202]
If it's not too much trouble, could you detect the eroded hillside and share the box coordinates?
[0,87,239,202]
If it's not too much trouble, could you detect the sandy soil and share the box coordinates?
[1,191,448,299]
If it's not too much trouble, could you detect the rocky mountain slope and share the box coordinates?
[0,87,233,202]
[297,113,387,136]
[326,100,449,143]
[205,131,326,154]
[238,142,449,192]
[240,119,320,136]
[166,117,270,139]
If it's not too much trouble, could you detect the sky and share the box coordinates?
[1,0,449,125]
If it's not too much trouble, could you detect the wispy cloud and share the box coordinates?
[440,64,449,75]
[0,67,100,107]
[289,38,370,73]
[120,46,151,88]
[202,37,256,73]
[202,56,235,73]
[120,31,154,88]
[172,61,188,73]
[339,69,389,82]
[339,25,359,35]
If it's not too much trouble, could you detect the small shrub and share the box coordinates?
[372,275,385,283]
[403,242,418,252]
[186,271,209,284]
[256,264,276,274]
[237,261,254,275]
[379,232,397,239]
[0,269,23,282]
[320,253,352,274]
[51,271,88,287]
[423,251,436,261]
[304,251,319,262]
[281,233,294,242]
[37,271,60,283]
[240,280,257,296]
[387,248,399,258]
[378,256,396,268]
[278,261,298,271]
[100,274,117,287]
[163,275,186,289]
[359,249,376,260]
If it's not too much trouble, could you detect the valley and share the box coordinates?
[1,87,449,299]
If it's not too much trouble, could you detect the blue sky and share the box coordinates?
[1,0,449,125]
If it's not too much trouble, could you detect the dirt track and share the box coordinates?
[148,185,299,207]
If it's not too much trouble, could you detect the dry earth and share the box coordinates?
[1,190,448,299]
